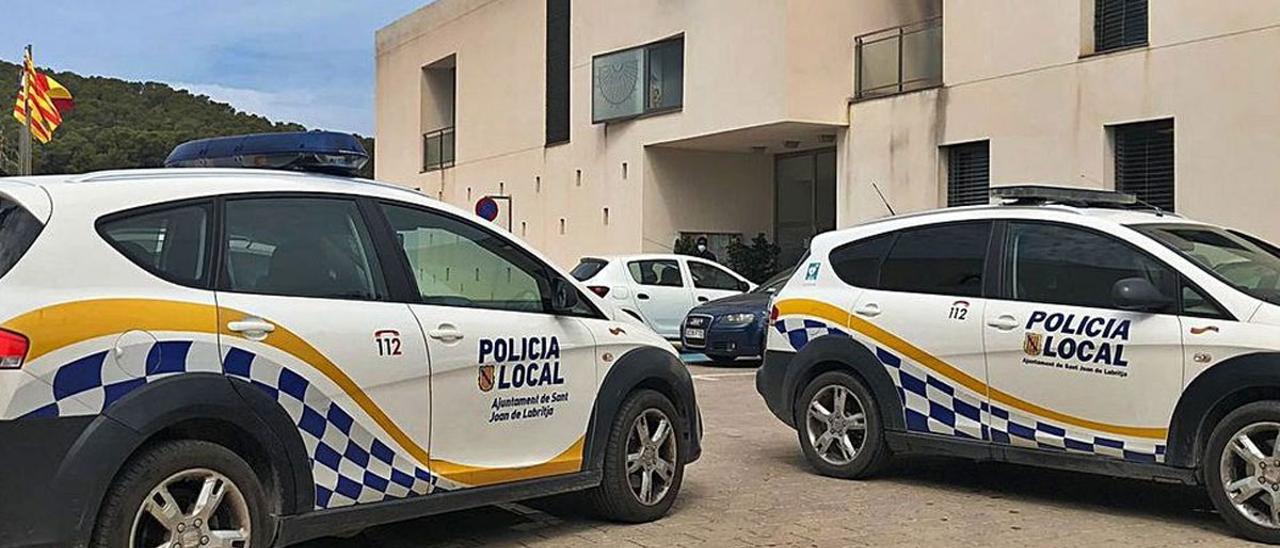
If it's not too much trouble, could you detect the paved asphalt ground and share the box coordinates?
[300,360,1255,547]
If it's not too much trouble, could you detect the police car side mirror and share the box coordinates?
[1112,277,1172,312]
[551,278,580,313]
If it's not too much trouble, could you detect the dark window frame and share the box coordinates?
[545,0,571,145]
[1112,118,1174,212]
[627,259,685,288]
[1094,0,1149,54]
[590,35,684,124]
[993,219,1232,319]
[96,198,217,290]
[878,220,995,299]
[829,232,896,289]
[214,194,391,303]
[944,140,990,207]
[687,259,747,292]
[367,198,606,320]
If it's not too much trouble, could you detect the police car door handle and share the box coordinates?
[227,318,276,340]
[428,325,465,343]
[853,303,881,317]
[987,315,1020,331]
[637,293,651,300]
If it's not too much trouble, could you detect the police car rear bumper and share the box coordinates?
[0,415,107,548]
[756,350,795,427]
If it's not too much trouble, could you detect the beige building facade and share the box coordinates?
[376,0,1280,269]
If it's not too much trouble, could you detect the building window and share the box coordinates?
[423,126,455,172]
[1095,0,1148,53]
[945,141,990,207]
[545,0,570,145]
[422,55,456,172]
[591,36,683,123]
[1113,118,1174,212]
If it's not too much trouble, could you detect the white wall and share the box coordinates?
[844,3,1280,242]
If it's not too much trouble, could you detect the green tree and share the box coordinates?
[0,59,374,176]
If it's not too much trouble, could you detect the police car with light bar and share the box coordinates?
[0,131,701,547]
[757,185,1280,543]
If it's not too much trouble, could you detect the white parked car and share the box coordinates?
[571,254,755,340]
[0,132,701,547]
[758,185,1280,544]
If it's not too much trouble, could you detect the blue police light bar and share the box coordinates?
[165,131,369,176]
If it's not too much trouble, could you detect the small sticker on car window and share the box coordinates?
[804,262,821,283]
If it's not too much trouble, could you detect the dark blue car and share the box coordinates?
[680,268,794,363]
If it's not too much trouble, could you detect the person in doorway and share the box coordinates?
[694,236,717,262]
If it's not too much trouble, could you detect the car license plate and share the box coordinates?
[684,328,705,340]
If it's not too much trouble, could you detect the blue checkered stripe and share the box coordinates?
[871,344,1166,464]
[14,340,205,419]
[874,347,986,440]
[220,347,438,508]
[773,318,848,351]
[776,315,1166,464]
[9,339,439,509]
[985,403,1166,463]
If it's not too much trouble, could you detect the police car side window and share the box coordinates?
[100,202,211,287]
[380,203,550,314]
[880,222,991,298]
[1007,222,1176,311]
[629,260,683,287]
[223,197,387,301]
[830,234,894,288]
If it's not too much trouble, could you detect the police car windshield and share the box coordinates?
[1138,224,1280,306]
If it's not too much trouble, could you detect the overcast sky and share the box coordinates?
[0,1,428,135]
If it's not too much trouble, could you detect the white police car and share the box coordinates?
[0,132,700,547]
[756,186,1280,543]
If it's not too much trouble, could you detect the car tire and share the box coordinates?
[93,439,272,548]
[1205,401,1280,544]
[795,370,890,479]
[587,389,685,523]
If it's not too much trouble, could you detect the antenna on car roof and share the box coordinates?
[871,182,895,216]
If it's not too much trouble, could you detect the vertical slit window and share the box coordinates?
[1114,119,1174,212]
[945,141,990,207]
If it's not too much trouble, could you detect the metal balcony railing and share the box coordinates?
[423,126,455,172]
[855,16,942,101]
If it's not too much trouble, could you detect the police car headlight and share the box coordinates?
[718,313,756,327]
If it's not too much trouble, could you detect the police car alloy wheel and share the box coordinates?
[131,469,251,548]
[93,440,269,548]
[795,372,889,478]
[805,384,867,466]
[588,389,686,522]
[627,408,680,505]
[1206,402,1280,543]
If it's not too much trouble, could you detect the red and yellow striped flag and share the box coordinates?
[12,49,74,144]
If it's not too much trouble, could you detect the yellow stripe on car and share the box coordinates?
[774,298,1169,440]
[2,298,585,483]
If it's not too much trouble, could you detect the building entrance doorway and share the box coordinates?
[775,148,836,267]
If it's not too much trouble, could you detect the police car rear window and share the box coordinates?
[571,259,607,281]
[0,197,42,280]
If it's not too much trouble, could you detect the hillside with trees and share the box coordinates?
[0,60,373,177]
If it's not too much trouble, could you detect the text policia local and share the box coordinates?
[479,336,566,389]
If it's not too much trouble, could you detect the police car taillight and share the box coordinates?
[164,131,369,177]
[588,285,610,298]
[0,329,29,369]
[770,305,779,322]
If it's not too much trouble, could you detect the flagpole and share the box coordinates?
[17,45,32,176]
